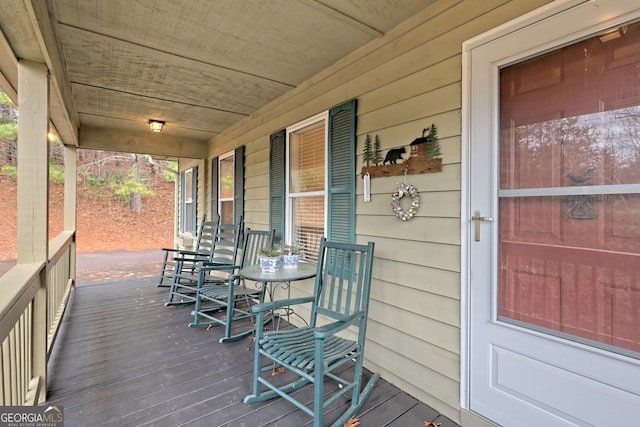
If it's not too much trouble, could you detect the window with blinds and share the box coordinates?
[219,152,234,225]
[287,117,326,262]
[180,166,197,234]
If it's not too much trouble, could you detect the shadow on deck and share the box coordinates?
[45,277,459,427]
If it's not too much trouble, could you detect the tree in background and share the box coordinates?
[0,88,174,213]
[0,91,17,169]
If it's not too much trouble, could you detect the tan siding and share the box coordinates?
[359,216,460,245]
[372,281,460,328]
[357,190,460,218]
[374,258,460,300]
[367,321,460,381]
[366,236,459,272]
[205,0,552,422]
[355,57,462,114]
[366,348,461,423]
[243,149,269,231]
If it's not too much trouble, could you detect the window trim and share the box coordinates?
[218,150,235,224]
[179,166,198,235]
[211,146,244,226]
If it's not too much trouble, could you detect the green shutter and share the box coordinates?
[179,170,185,233]
[327,99,356,244]
[269,129,286,244]
[192,166,199,234]
[211,157,218,218]
[234,145,245,227]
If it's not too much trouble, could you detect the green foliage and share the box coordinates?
[0,91,14,106]
[85,176,100,186]
[372,135,384,165]
[1,165,17,180]
[163,161,178,183]
[425,124,442,159]
[0,122,17,139]
[111,169,125,184]
[1,162,65,183]
[110,178,155,203]
[284,242,303,255]
[49,164,65,184]
[258,246,282,257]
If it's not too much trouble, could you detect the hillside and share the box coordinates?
[0,171,174,261]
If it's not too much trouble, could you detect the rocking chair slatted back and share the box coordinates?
[314,242,371,323]
[208,220,241,267]
[194,218,218,257]
[239,228,274,269]
[165,217,240,306]
[156,215,219,287]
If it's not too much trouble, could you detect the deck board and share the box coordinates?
[45,277,460,426]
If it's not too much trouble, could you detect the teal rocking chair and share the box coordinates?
[156,215,218,287]
[244,239,378,427]
[188,228,275,342]
[165,220,241,306]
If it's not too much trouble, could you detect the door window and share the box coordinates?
[499,21,640,357]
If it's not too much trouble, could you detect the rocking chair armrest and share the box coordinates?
[174,250,210,261]
[314,311,364,339]
[200,260,237,267]
[174,249,211,259]
[251,296,315,314]
[176,249,200,256]
[161,247,179,253]
[197,263,239,272]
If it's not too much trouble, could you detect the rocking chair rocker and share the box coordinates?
[244,239,378,427]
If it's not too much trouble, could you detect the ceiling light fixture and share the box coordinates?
[148,119,165,132]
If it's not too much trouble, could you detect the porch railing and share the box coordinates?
[0,231,75,405]
[47,231,75,353]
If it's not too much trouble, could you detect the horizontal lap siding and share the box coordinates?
[206,0,551,423]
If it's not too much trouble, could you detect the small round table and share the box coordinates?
[239,262,317,283]
[240,262,317,326]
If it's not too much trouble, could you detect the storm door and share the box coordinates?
[466,1,640,425]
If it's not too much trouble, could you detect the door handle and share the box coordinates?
[471,210,493,241]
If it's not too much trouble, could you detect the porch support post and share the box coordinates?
[64,144,77,285]
[17,59,50,403]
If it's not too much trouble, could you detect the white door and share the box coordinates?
[466,1,640,425]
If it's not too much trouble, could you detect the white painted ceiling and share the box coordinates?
[0,0,433,144]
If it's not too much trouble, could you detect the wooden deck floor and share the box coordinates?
[45,277,459,427]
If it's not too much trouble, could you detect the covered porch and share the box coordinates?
[11,1,635,426]
[47,270,457,426]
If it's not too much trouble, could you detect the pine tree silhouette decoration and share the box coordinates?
[373,135,383,165]
[363,134,373,166]
[425,124,441,159]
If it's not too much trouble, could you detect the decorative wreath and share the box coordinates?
[391,182,420,221]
